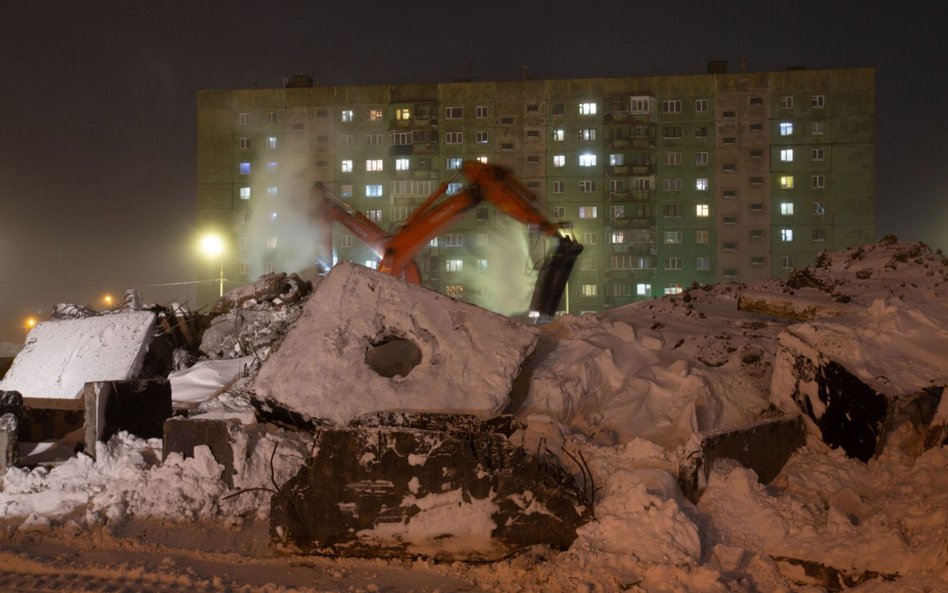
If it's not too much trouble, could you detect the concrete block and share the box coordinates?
[83,380,172,456]
[253,262,538,426]
[162,417,243,487]
[271,417,591,560]
[679,416,807,503]
[0,413,18,472]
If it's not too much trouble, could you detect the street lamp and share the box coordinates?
[102,294,114,308]
[24,316,37,340]
[199,233,226,297]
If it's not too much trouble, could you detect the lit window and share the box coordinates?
[341,109,353,122]
[341,160,353,173]
[445,132,463,144]
[365,209,382,222]
[365,159,383,172]
[813,202,826,216]
[267,186,278,197]
[780,175,794,189]
[665,257,682,270]
[665,152,681,166]
[553,181,565,193]
[695,99,709,112]
[610,153,625,166]
[238,112,251,125]
[553,155,566,167]
[780,202,794,216]
[239,187,251,200]
[476,258,488,271]
[395,158,410,171]
[780,149,794,162]
[578,180,598,193]
[395,108,410,121]
[579,206,598,219]
[552,129,565,142]
[696,204,710,217]
[239,162,250,175]
[812,147,825,161]
[263,236,278,249]
[578,128,596,141]
[664,230,682,244]
[581,284,598,297]
[780,96,793,109]
[812,175,825,189]
[662,100,682,113]
[579,102,597,115]
[429,237,438,247]
[239,137,251,149]
[476,156,488,164]
[611,231,626,244]
[696,178,709,191]
[811,95,825,109]
[697,256,710,271]
[779,122,794,136]
[364,260,378,270]
[368,109,383,121]
[636,283,651,296]
[579,153,597,167]
[475,105,488,118]
[445,106,463,119]
[696,230,709,244]
[781,229,794,242]
[447,182,464,195]
[445,259,463,272]
[475,131,489,144]
[695,152,708,166]
[366,184,383,197]
[811,121,824,135]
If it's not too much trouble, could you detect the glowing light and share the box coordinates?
[103,294,114,307]
[199,232,226,297]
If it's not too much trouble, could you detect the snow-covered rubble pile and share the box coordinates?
[0,239,946,592]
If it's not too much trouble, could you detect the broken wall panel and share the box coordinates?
[253,263,539,426]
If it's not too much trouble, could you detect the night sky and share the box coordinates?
[1,1,945,344]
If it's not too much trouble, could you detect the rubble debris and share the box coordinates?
[210,272,313,316]
[678,416,806,503]
[253,262,539,426]
[271,415,592,560]
[83,380,172,457]
[168,356,255,405]
[349,411,524,437]
[737,290,851,321]
[771,555,900,591]
[199,306,303,361]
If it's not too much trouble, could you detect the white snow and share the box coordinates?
[0,239,946,592]
[0,311,155,399]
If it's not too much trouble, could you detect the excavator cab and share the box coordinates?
[528,235,584,321]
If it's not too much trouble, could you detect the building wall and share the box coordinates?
[195,67,875,313]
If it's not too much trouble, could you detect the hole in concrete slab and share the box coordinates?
[365,336,422,378]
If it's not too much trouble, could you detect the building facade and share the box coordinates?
[196,66,875,314]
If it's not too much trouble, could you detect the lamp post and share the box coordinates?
[200,233,225,298]
[24,317,37,340]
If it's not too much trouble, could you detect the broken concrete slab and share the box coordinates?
[770,315,948,462]
[737,290,852,321]
[678,416,807,503]
[771,555,900,591]
[83,380,172,457]
[0,311,156,400]
[163,417,245,487]
[253,262,539,426]
[271,416,591,560]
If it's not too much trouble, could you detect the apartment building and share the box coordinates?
[196,65,875,314]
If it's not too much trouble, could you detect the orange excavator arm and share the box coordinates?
[379,161,582,317]
[307,182,421,284]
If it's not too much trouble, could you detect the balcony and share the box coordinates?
[632,164,653,176]
[631,217,656,228]
[630,138,656,150]
[608,165,630,175]
[610,138,630,149]
[390,145,414,157]
[604,112,629,123]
